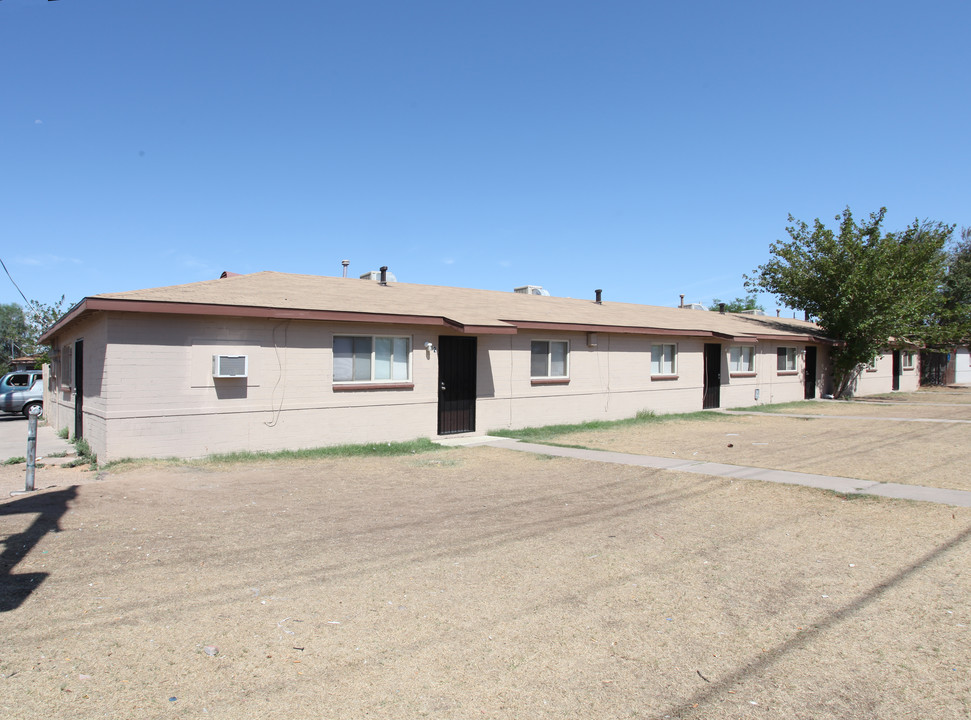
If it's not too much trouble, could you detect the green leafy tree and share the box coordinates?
[745,207,953,397]
[709,294,765,313]
[24,295,69,365]
[0,303,29,370]
[0,296,69,370]
[928,227,971,347]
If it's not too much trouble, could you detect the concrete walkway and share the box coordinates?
[0,416,75,462]
[718,409,971,424]
[438,436,971,508]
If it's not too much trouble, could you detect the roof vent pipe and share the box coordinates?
[341,259,349,278]
[776,309,780,317]
[719,303,726,314]
[679,294,684,308]
[379,266,388,286]
[804,309,810,321]
[595,289,602,304]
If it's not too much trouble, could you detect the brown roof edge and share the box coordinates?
[39,298,90,344]
[442,318,518,335]
[747,333,834,344]
[508,320,719,338]
[40,297,459,341]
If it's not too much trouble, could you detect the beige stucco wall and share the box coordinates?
[477,334,829,432]
[850,351,919,396]
[46,311,845,461]
[90,314,448,461]
[44,313,108,455]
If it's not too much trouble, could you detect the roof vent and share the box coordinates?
[514,285,550,296]
[360,268,397,283]
[681,303,707,311]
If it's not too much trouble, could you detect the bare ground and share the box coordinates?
[545,395,971,492]
[749,400,971,421]
[1,448,970,720]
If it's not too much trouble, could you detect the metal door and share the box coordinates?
[804,346,817,399]
[702,343,721,409]
[920,351,948,386]
[437,336,476,434]
[74,339,84,440]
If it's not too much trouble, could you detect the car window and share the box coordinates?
[7,374,31,387]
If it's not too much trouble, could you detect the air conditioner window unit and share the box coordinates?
[212,354,248,378]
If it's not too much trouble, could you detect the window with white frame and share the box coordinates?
[531,340,569,378]
[902,351,916,369]
[333,336,410,383]
[729,346,755,373]
[651,343,677,375]
[777,347,797,372]
[865,356,878,371]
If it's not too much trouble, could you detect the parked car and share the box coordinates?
[0,370,43,418]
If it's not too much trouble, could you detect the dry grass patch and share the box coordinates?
[1,450,969,719]
[748,399,971,421]
[869,387,971,404]
[549,413,971,492]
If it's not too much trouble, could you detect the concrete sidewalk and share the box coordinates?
[719,409,971,424]
[439,436,971,508]
[0,416,75,462]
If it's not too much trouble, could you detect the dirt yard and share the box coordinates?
[1,447,969,720]
[542,392,971,493]
[753,399,971,421]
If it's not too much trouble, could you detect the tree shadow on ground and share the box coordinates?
[0,486,77,612]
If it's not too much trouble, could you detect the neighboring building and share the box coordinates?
[947,347,971,385]
[853,348,921,395]
[9,355,41,372]
[41,271,838,462]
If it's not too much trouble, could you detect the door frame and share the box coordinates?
[804,346,817,400]
[437,335,477,435]
[74,338,84,440]
[703,343,721,409]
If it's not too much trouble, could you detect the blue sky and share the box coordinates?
[2,0,968,314]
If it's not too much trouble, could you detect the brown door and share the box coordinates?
[438,336,476,434]
[703,343,721,409]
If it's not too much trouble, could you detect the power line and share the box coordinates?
[0,256,34,307]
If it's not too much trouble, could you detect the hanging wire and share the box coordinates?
[0,256,34,307]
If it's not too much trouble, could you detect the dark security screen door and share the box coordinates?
[804,346,817,399]
[892,350,901,391]
[74,339,84,440]
[438,336,476,435]
[703,343,721,409]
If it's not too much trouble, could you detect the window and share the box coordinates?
[651,343,677,376]
[777,347,797,372]
[729,346,755,373]
[62,345,73,386]
[333,336,410,383]
[865,357,878,372]
[531,340,569,378]
[902,351,916,369]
